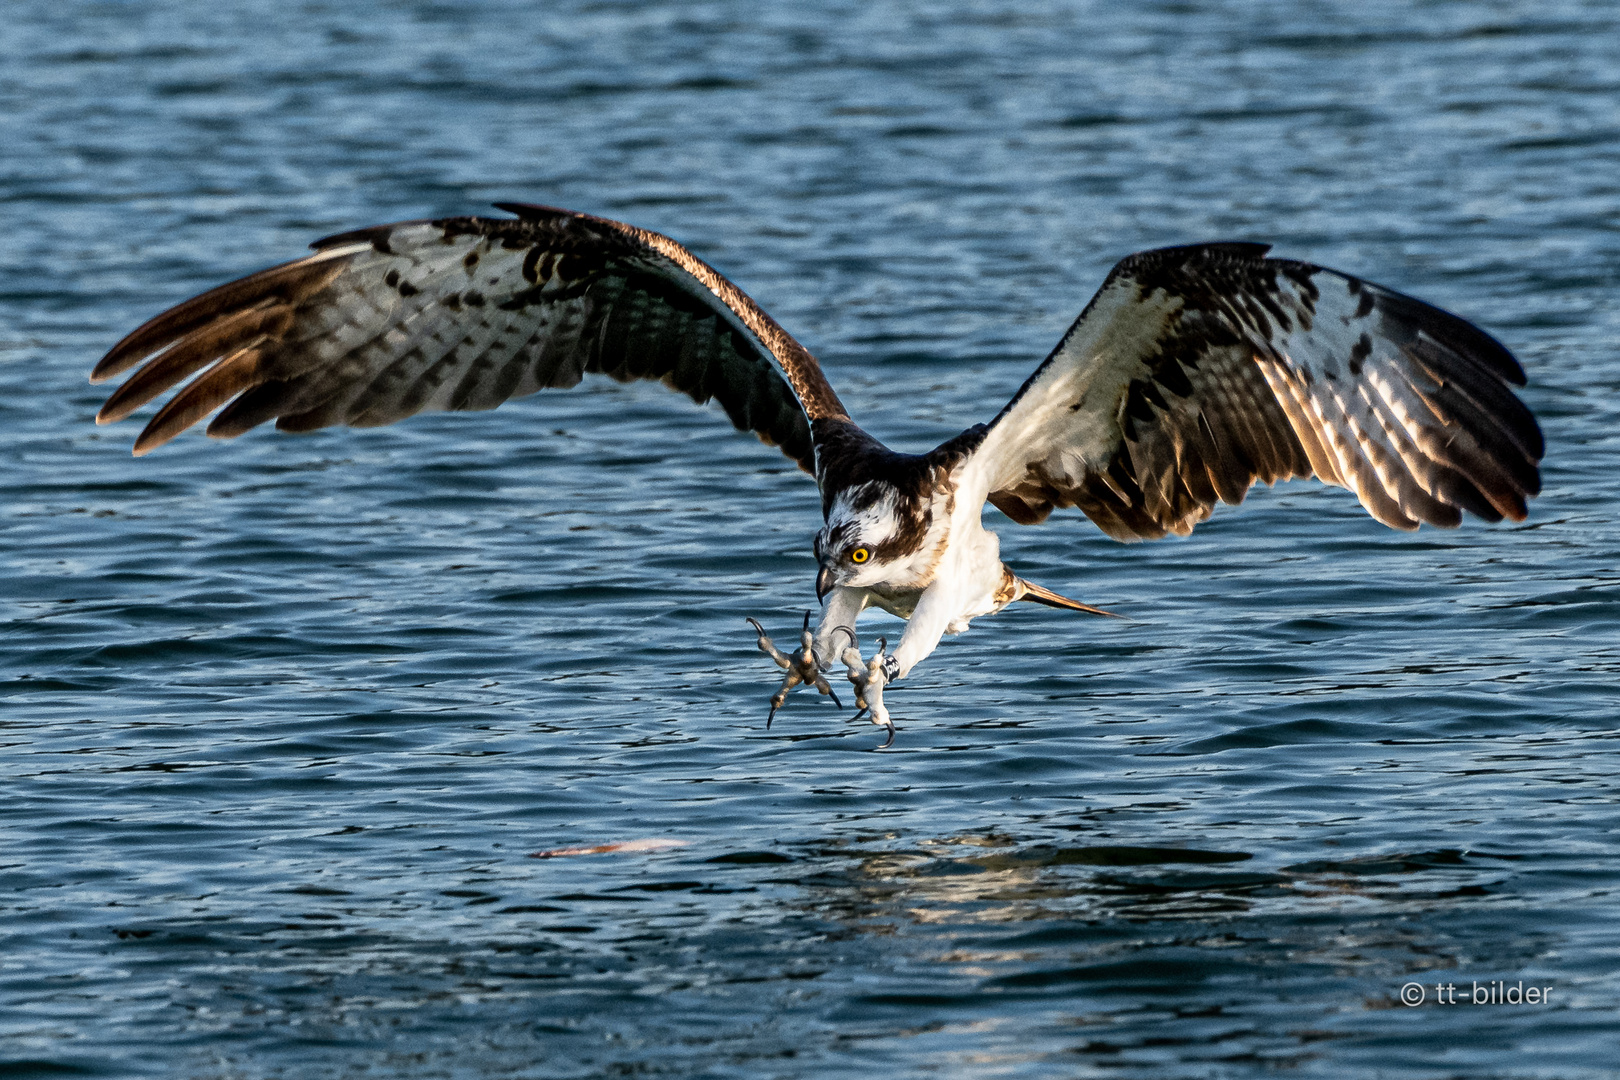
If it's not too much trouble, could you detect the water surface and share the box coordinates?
[3,1,1618,1076]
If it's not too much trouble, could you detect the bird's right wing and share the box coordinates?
[92,204,849,470]
[966,243,1542,540]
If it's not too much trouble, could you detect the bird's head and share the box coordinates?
[813,480,939,600]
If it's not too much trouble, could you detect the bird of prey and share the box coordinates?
[91,203,1543,744]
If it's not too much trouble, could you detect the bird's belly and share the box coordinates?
[868,583,997,636]
[945,588,1005,635]
[867,583,922,620]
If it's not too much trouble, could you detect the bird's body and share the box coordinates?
[92,204,1543,741]
[811,421,1076,681]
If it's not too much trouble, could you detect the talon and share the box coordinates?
[836,631,896,742]
[747,617,792,671]
[748,613,843,729]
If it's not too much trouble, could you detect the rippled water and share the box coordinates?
[4,2,1619,1076]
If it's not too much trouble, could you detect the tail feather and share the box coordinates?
[1016,577,1124,619]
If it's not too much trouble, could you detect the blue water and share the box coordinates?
[3,2,1619,1076]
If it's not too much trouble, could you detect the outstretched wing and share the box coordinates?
[969,243,1542,540]
[91,203,848,470]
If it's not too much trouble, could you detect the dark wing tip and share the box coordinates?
[1372,286,1528,387]
[91,256,348,385]
[1366,284,1544,469]
[92,315,183,384]
[89,346,135,385]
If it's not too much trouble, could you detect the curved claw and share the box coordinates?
[876,721,896,749]
[836,632,895,740]
[748,617,792,671]
[749,613,842,729]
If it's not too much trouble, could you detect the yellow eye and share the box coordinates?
[850,547,870,564]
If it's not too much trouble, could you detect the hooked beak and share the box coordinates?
[816,564,836,604]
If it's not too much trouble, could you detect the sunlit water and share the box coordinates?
[3,2,1619,1076]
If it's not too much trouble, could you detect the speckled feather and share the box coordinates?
[92,205,843,470]
[974,243,1543,540]
[94,220,1541,549]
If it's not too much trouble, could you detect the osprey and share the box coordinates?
[91,204,1543,744]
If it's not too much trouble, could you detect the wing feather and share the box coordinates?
[93,205,848,471]
[970,243,1541,540]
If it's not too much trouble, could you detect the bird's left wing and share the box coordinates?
[967,243,1542,540]
[91,204,848,468]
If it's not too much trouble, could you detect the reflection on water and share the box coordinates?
[777,834,1580,1073]
[4,0,1620,1075]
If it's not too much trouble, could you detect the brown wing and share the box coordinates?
[91,203,849,469]
[970,243,1542,540]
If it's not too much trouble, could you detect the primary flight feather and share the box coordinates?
[93,204,1542,742]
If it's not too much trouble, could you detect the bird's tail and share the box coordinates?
[1015,577,1124,619]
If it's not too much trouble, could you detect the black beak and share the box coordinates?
[816,564,835,604]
